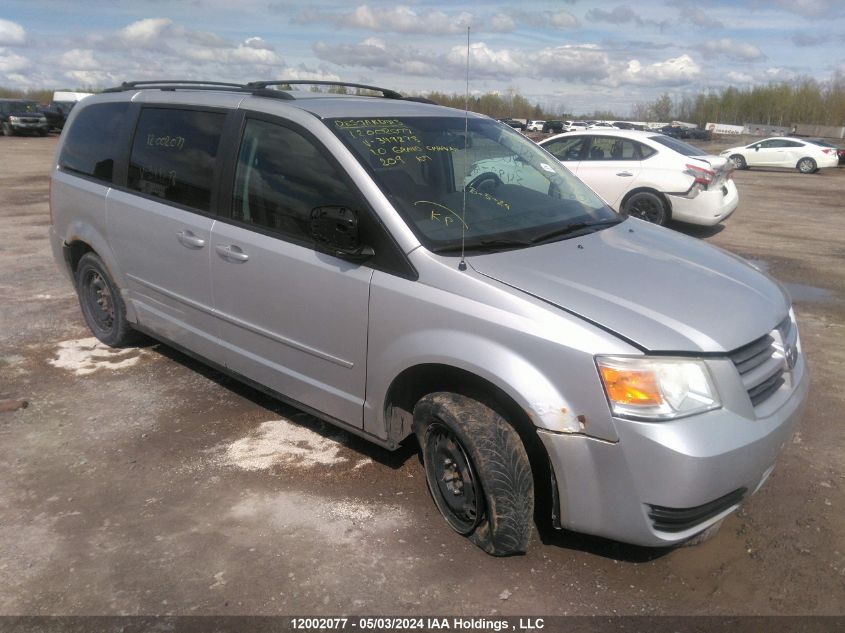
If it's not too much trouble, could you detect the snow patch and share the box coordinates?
[49,337,146,376]
[221,419,367,471]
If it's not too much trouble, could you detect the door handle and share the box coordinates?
[215,244,249,263]
[616,171,634,177]
[176,229,206,249]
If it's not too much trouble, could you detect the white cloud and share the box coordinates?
[243,37,274,51]
[489,13,516,32]
[547,11,580,28]
[531,45,611,81]
[616,54,701,86]
[60,49,99,71]
[0,18,26,46]
[446,42,522,77]
[119,18,173,45]
[726,71,754,84]
[297,4,473,35]
[276,66,340,82]
[702,38,766,61]
[766,0,841,17]
[0,47,29,73]
[520,10,580,29]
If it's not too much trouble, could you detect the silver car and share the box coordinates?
[49,81,808,556]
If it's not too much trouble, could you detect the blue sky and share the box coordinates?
[1,0,844,114]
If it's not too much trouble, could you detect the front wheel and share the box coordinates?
[730,154,747,170]
[413,392,534,556]
[1,122,14,136]
[622,190,669,225]
[75,253,137,347]
[797,157,817,174]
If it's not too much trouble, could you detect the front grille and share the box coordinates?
[647,487,746,533]
[728,317,794,407]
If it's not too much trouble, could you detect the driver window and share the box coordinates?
[232,119,360,241]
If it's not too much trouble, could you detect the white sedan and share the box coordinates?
[539,129,738,226]
[719,137,839,173]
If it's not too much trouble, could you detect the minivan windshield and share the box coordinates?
[328,116,619,254]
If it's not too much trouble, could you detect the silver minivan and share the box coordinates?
[49,81,808,556]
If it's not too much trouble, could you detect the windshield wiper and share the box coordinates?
[530,217,624,244]
[429,238,533,254]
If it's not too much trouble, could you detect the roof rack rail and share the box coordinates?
[246,80,403,100]
[103,79,411,102]
[103,80,246,93]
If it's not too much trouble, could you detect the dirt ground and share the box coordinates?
[1,135,844,618]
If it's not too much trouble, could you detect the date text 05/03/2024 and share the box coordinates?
[289,617,546,631]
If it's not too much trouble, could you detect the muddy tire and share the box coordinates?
[622,190,669,225]
[680,518,724,547]
[75,253,137,347]
[413,392,534,556]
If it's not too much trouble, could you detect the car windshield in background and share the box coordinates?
[649,135,706,157]
[329,116,617,254]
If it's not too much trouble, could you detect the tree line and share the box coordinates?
[3,74,843,127]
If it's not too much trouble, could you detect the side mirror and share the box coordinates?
[310,206,373,259]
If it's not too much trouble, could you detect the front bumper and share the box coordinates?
[539,354,809,547]
[10,120,49,133]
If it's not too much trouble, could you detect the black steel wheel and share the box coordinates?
[414,392,534,556]
[75,252,137,347]
[423,421,484,534]
[623,190,669,225]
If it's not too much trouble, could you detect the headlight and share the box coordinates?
[596,356,720,420]
[9,116,20,123]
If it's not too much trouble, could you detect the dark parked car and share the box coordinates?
[657,125,711,141]
[39,102,74,132]
[542,120,564,133]
[498,118,526,130]
[0,99,49,136]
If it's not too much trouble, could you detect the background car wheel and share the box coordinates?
[413,392,534,556]
[1,122,14,136]
[75,253,137,347]
[623,191,669,225]
[797,157,817,174]
[729,154,747,170]
[680,518,724,547]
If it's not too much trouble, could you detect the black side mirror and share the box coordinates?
[310,206,373,259]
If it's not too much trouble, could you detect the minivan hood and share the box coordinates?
[469,219,788,353]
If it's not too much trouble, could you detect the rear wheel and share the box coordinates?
[414,392,534,556]
[797,157,817,174]
[75,253,137,347]
[622,190,669,225]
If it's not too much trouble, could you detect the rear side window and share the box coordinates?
[58,102,130,183]
[648,135,706,157]
[128,108,226,213]
[543,136,586,161]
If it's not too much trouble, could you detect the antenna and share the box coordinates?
[458,26,470,272]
